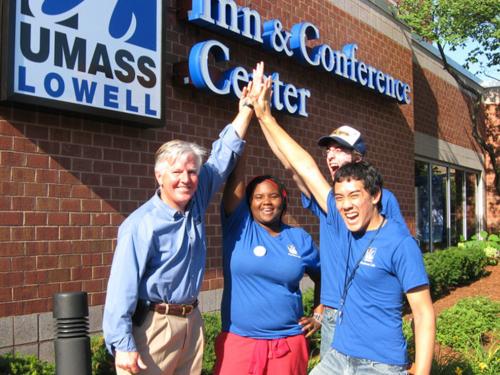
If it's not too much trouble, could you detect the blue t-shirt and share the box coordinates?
[220,200,320,339]
[301,188,409,309]
[324,191,428,365]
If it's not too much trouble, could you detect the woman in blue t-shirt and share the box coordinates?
[213,138,322,375]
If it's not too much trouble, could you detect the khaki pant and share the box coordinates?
[116,308,204,375]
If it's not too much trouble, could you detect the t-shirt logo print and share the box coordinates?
[360,247,376,267]
[287,244,301,258]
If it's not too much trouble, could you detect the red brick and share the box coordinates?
[0,120,23,136]
[1,151,26,166]
[91,213,110,225]
[0,227,11,242]
[0,212,22,225]
[60,227,81,240]
[71,185,92,198]
[12,256,36,271]
[72,158,93,172]
[82,254,102,266]
[59,254,82,268]
[90,292,106,306]
[48,184,72,198]
[21,299,48,315]
[37,255,59,269]
[80,200,101,213]
[11,226,35,241]
[24,182,48,196]
[0,166,10,182]
[82,279,102,292]
[49,241,72,255]
[0,271,23,287]
[92,265,111,279]
[26,154,50,168]
[71,266,92,280]
[0,258,11,272]
[13,286,38,300]
[36,197,59,211]
[70,213,90,225]
[0,288,12,303]
[47,212,69,225]
[13,138,36,153]
[12,167,35,182]
[26,241,49,255]
[50,128,71,142]
[12,197,35,210]
[38,283,61,298]
[36,226,59,241]
[0,301,23,316]
[25,212,47,225]
[0,181,23,195]
[60,199,81,211]
[60,281,83,292]
[25,270,48,284]
[47,269,71,282]
[35,169,58,183]
[82,227,102,240]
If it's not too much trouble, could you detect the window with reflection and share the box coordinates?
[431,165,448,250]
[466,173,478,239]
[415,161,430,251]
[414,160,479,251]
[450,169,464,244]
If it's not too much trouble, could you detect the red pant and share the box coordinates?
[214,332,309,375]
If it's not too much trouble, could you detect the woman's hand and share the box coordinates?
[298,314,322,338]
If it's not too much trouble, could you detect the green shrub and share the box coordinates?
[424,245,488,299]
[437,297,500,353]
[201,311,221,375]
[0,353,55,375]
[90,335,115,375]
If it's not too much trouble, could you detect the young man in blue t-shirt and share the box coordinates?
[252,71,435,374]
[303,124,409,358]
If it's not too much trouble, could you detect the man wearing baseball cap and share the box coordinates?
[261,122,409,358]
[307,124,410,358]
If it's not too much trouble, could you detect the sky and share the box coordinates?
[444,41,500,87]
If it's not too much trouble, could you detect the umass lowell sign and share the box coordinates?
[186,0,412,117]
[1,0,163,125]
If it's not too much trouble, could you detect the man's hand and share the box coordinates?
[115,351,148,374]
[253,75,273,120]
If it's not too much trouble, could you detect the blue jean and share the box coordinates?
[311,348,408,375]
[320,307,338,359]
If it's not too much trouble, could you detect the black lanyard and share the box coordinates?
[337,217,386,324]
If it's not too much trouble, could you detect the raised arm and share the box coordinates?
[222,75,261,215]
[253,76,330,212]
[222,150,247,216]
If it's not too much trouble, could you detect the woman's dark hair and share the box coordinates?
[245,175,288,214]
[334,161,383,209]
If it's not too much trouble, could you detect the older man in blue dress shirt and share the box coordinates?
[103,83,258,374]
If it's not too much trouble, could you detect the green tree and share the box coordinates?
[395,0,500,195]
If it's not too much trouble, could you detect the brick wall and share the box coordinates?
[0,0,481,322]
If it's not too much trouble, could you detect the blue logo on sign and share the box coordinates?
[30,0,157,51]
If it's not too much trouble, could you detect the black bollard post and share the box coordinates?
[53,292,92,375]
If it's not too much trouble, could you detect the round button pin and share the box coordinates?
[253,245,266,257]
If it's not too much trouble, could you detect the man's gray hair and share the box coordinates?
[154,140,208,175]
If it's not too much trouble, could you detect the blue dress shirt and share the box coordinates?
[103,124,245,353]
